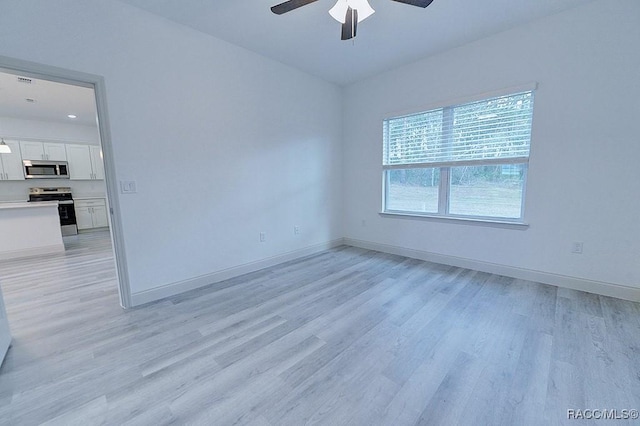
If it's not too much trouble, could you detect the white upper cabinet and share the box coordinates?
[90,146,104,180]
[65,144,93,180]
[44,143,67,161]
[20,141,67,161]
[19,141,44,160]
[65,144,103,180]
[0,140,25,181]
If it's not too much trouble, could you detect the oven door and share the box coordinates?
[58,201,78,236]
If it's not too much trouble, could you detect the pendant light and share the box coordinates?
[0,138,11,154]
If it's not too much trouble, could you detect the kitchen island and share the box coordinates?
[0,202,64,260]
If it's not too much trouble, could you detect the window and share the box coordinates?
[383,89,535,222]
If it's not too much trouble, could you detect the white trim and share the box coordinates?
[0,244,65,261]
[379,211,528,228]
[343,238,640,302]
[0,283,11,368]
[131,239,345,307]
[382,156,529,170]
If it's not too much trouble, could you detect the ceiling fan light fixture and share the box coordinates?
[0,138,11,154]
[329,0,374,24]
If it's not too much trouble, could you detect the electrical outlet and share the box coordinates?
[294,226,300,235]
[260,232,266,243]
[571,242,583,254]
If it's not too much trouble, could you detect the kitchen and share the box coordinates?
[0,71,110,260]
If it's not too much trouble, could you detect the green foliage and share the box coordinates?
[384,92,534,165]
[389,168,439,187]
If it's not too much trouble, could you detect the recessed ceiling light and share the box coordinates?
[67,114,77,119]
[17,76,33,84]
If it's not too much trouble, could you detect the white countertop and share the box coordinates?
[0,201,59,210]
[73,196,106,200]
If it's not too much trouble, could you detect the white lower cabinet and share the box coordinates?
[75,199,108,230]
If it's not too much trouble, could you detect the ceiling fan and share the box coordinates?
[271,0,434,40]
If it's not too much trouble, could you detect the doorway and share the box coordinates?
[0,55,130,308]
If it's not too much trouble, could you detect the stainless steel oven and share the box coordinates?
[28,187,78,236]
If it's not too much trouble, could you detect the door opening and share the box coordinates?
[0,55,131,308]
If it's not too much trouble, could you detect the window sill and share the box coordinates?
[379,211,529,229]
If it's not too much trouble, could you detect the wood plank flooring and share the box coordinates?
[0,230,639,425]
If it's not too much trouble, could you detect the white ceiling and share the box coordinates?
[118,0,596,85]
[0,70,97,127]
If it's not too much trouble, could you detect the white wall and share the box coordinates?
[343,0,640,295]
[0,0,343,300]
[0,117,100,145]
[0,117,105,202]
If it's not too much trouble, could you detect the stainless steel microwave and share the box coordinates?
[23,160,70,179]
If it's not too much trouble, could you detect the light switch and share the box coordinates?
[120,180,137,194]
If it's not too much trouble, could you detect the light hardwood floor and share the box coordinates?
[0,230,638,425]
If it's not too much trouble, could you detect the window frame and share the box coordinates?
[381,84,536,225]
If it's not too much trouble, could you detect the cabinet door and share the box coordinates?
[65,145,93,180]
[75,206,94,230]
[1,141,25,180]
[44,143,67,161]
[89,146,104,180]
[19,141,45,160]
[92,205,109,228]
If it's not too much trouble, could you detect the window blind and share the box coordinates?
[383,91,534,167]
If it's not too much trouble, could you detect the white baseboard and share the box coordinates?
[0,244,65,261]
[131,238,345,306]
[344,238,640,302]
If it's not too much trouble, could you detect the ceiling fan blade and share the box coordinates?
[390,0,434,8]
[341,7,358,40]
[271,0,319,15]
